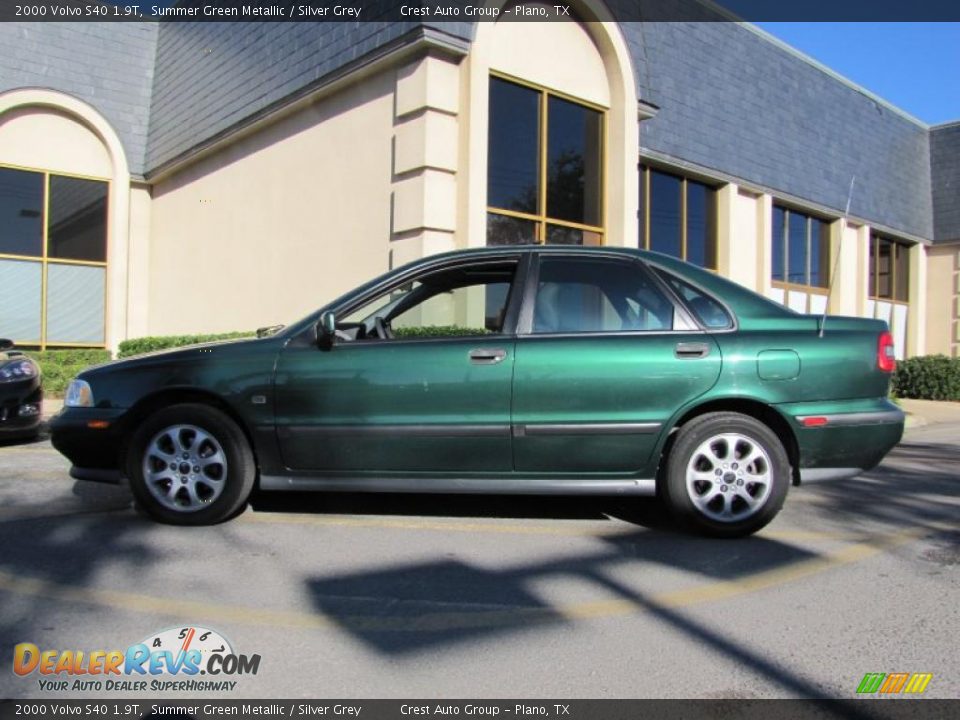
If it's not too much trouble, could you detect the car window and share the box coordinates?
[533,257,675,334]
[342,262,517,340]
[653,269,733,330]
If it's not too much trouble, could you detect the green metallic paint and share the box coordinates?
[52,246,904,491]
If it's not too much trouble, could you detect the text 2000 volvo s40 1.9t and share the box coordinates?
[50,247,904,536]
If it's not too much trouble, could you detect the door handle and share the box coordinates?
[469,348,507,365]
[675,342,711,359]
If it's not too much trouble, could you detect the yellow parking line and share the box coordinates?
[0,526,931,632]
[240,511,865,542]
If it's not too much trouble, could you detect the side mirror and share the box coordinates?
[0,338,12,352]
[317,311,337,350]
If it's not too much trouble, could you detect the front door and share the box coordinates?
[511,254,722,474]
[274,258,522,473]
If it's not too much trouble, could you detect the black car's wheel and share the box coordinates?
[126,403,255,525]
[662,412,790,537]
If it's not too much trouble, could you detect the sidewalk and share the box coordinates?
[899,398,960,429]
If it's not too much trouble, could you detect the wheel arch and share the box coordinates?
[119,388,259,472]
[656,397,800,486]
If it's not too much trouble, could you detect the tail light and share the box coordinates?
[877,331,896,373]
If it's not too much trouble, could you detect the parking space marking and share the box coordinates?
[0,525,932,633]
[239,511,868,542]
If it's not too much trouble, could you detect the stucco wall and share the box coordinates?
[147,71,396,335]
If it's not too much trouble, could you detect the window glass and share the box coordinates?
[344,263,517,340]
[686,180,716,269]
[894,243,909,302]
[648,170,682,259]
[392,282,510,338]
[655,269,733,329]
[808,218,829,289]
[45,264,106,344]
[868,238,877,298]
[48,176,108,262]
[545,224,602,246]
[787,211,808,285]
[546,95,602,226]
[0,259,42,342]
[487,213,537,246]
[876,239,892,298]
[0,167,44,257]
[488,78,540,215]
[533,257,674,334]
[771,206,786,282]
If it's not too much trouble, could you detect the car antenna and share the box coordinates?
[819,175,856,338]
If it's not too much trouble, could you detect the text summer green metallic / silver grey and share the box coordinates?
[50,247,904,536]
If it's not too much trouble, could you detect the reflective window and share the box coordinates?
[546,95,602,226]
[487,76,604,246]
[488,78,539,215]
[640,166,717,269]
[771,204,830,290]
[533,257,674,334]
[48,176,108,262]
[0,167,44,257]
[487,213,537,246]
[0,165,108,348]
[870,234,910,303]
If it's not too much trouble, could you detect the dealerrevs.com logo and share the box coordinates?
[13,626,261,692]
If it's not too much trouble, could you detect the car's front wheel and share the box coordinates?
[126,403,255,525]
[662,412,790,537]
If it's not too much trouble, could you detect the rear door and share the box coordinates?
[511,254,722,474]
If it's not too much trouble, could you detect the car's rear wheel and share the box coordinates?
[662,412,790,537]
[126,403,255,525]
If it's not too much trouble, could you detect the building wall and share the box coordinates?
[147,19,425,173]
[0,22,157,176]
[629,22,933,242]
[146,69,397,335]
[931,122,960,243]
[925,245,959,357]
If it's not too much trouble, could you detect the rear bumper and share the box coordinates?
[778,399,905,481]
[49,407,128,482]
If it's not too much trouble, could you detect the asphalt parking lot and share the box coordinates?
[0,416,957,700]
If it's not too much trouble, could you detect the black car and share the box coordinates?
[0,339,42,440]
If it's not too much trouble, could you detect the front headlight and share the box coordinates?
[65,379,95,407]
[0,359,38,383]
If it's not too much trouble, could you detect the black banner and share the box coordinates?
[1,700,959,720]
[3,0,960,23]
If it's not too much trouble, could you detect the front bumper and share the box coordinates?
[49,407,129,483]
[0,379,42,438]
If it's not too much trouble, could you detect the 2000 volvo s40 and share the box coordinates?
[51,247,904,536]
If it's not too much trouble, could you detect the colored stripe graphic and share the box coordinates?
[903,673,933,694]
[857,672,933,694]
[857,673,886,694]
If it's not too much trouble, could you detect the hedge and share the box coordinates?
[393,325,491,339]
[27,349,112,397]
[117,331,255,358]
[892,354,960,401]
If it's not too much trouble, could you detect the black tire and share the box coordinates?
[126,403,255,526]
[662,412,790,538]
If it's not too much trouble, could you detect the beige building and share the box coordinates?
[0,9,957,358]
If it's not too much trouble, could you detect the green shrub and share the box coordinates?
[27,349,113,397]
[117,331,255,358]
[892,354,960,401]
[393,326,491,339]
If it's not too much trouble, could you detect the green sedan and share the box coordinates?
[50,246,904,536]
